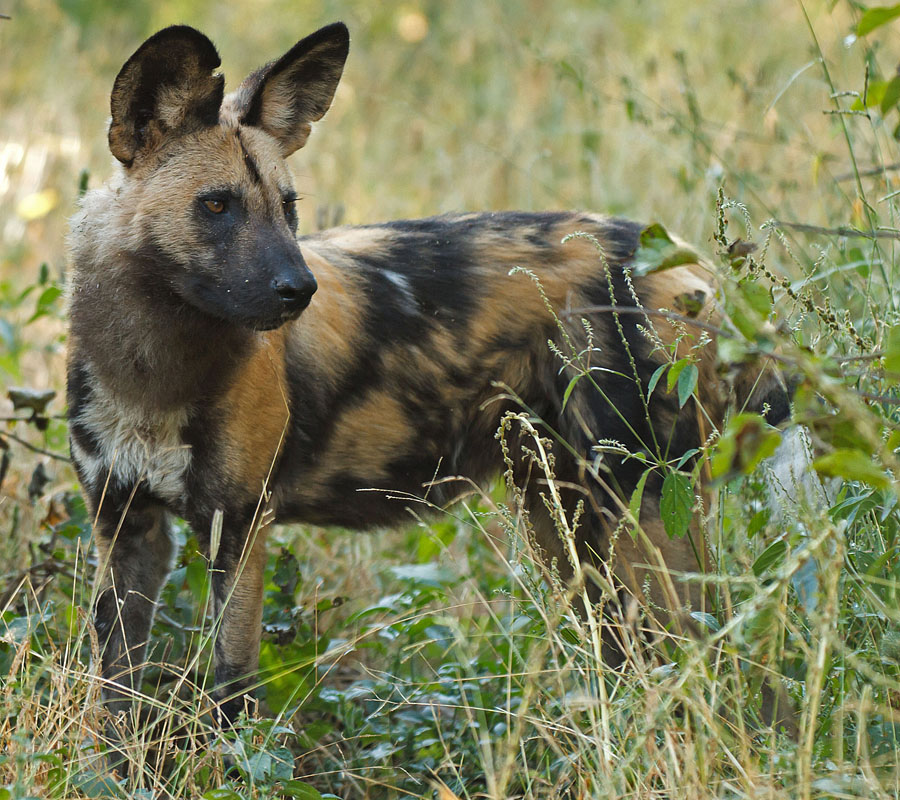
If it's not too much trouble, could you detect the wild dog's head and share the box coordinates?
[102,23,349,331]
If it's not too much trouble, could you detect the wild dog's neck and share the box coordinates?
[69,248,254,414]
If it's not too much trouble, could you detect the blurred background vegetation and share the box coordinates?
[3,0,900,798]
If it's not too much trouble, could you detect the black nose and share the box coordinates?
[273,273,317,311]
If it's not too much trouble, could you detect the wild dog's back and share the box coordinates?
[275,211,728,600]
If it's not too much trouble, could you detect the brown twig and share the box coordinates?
[563,304,733,339]
[562,305,883,375]
[0,431,71,463]
[833,351,882,363]
[856,390,900,406]
[0,414,68,423]
[774,220,900,241]
[835,162,900,182]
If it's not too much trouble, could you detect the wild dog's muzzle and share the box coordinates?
[272,270,317,315]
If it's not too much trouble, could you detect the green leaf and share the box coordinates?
[677,362,698,408]
[632,223,699,276]
[660,470,693,539]
[647,363,667,397]
[246,747,294,782]
[887,429,900,452]
[752,540,787,577]
[711,413,782,482]
[26,285,62,324]
[853,78,890,110]
[561,372,582,410]
[202,790,243,800]
[882,75,900,114]
[884,325,900,373]
[628,468,652,528]
[689,611,720,631]
[667,358,688,393]
[813,449,890,490]
[282,782,324,800]
[273,548,300,596]
[857,4,900,36]
[185,555,210,605]
[739,278,772,318]
[747,508,770,537]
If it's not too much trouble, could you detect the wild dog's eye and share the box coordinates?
[281,194,299,211]
[204,198,226,214]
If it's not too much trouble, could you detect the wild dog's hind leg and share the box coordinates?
[93,503,174,725]
[210,519,270,725]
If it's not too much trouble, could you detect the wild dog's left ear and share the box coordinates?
[232,22,350,156]
[109,26,224,165]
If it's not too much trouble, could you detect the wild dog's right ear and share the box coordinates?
[232,22,349,156]
[108,26,224,165]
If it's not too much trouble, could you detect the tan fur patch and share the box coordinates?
[293,391,415,507]
[215,524,270,677]
[219,329,291,492]
[288,245,367,388]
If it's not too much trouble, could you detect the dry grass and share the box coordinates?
[3,1,900,798]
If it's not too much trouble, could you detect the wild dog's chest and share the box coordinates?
[69,387,192,507]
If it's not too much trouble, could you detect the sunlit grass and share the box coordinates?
[3,1,900,797]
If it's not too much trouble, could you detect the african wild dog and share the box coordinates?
[67,23,787,727]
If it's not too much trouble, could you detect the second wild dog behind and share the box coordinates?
[67,23,789,727]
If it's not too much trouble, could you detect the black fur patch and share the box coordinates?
[235,129,261,185]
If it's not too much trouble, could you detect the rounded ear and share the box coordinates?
[233,22,350,157]
[108,26,225,165]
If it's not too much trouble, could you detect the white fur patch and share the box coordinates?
[381,269,418,313]
[766,425,833,521]
[73,379,191,506]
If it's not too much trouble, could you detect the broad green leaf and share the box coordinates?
[738,278,772,318]
[632,223,699,276]
[711,413,782,482]
[646,363,667,397]
[882,75,900,113]
[246,747,293,782]
[282,782,324,800]
[747,508,770,537]
[660,470,693,539]
[689,611,721,631]
[884,325,900,373]
[273,548,300,596]
[888,429,900,452]
[813,448,890,489]
[667,358,688,393]
[852,78,889,110]
[675,447,700,469]
[728,305,760,341]
[857,4,900,36]
[752,540,787,577]
[185,555,210,605]
[628,468,652,529]
[677,362,698,408]
[561,372,581,410]
[26,285,62,324]
[202,789,242,800]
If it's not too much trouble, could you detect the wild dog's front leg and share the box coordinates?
[210,520,270,725]
[93,503,174,724]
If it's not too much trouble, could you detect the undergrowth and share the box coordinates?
[4,1,900,798]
